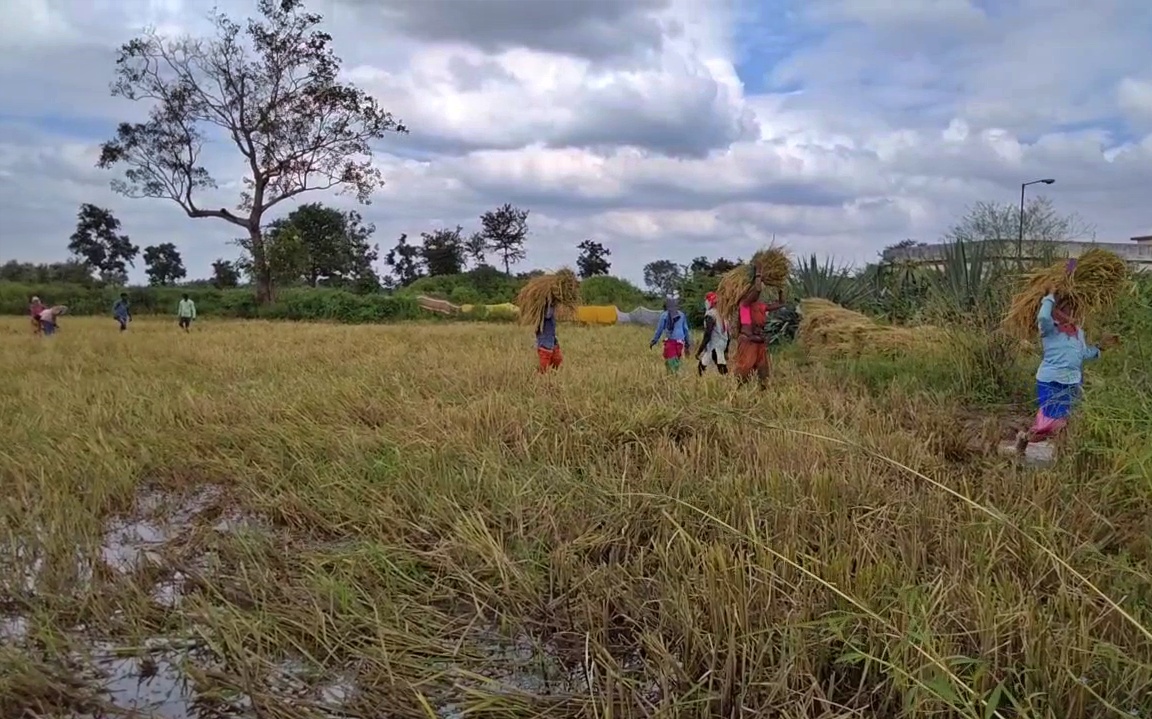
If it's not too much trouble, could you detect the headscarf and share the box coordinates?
[705,292,717,308]
[664,296,679,318]
[31,296,41,304]
[1052,304,1078,338]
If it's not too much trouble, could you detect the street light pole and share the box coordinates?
[1018,178,1056,265]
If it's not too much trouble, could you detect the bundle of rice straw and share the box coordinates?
[714,246,791,322]
[515,268,582,331]
[1001,248,1129,341]
[798,298,944,357]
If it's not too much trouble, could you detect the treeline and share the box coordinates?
[0,272,662,323]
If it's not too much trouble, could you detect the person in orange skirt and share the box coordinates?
[733,268,785,390]
[536,301,563,373]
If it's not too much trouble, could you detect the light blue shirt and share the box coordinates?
[1035,294,1099,385]
[651,311,690,345]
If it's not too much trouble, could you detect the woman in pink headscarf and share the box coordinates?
[697,291,730,376]
[1015,260,1119,454]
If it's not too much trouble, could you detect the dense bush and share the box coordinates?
[579,275,650,310]
[0,282,421,323]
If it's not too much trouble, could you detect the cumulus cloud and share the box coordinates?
[2,0,1152,286]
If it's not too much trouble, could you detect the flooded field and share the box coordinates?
[3,318,1151,717]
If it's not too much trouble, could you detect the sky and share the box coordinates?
[2,0,1152,287]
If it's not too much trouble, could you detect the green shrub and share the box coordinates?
[0,282,420,323]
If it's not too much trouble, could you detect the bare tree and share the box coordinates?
[945,197,1095,248]
[96,0,407,303]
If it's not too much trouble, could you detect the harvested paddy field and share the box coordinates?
[1,317,1150,718]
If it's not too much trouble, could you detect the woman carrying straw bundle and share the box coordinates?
[714,248,790,390]
[516,270,580,374]
[734,270,786,390]
[1014,271,1119,455]
[649,297,691,373]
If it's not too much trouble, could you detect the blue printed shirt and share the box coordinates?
[536,305,558,350]
[651,311,690,346]
[1035,294,1099,386]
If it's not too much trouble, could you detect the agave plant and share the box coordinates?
[790,254,874,310]
[925,239,1014,329]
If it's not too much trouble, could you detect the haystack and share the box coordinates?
[798,298,943,357]
[1002,249,1129,341]
[515,268,582,332]
[714,247,791,322]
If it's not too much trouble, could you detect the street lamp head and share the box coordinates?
[1041,178,1055,184]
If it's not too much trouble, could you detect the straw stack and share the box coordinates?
[714,247,791,322]
[1001,248,1129,341]
[798,298,943,357]
[515,268,582,332]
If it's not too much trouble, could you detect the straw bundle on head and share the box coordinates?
[714,246,791,322]
[798,298,943,357]
[515,268,582,331]
[1002,248,1129,341]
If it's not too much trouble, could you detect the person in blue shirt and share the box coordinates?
[1015,291,1117,455]
[536,301,563,373]
[649,296,691,373]
[113,293,132,332]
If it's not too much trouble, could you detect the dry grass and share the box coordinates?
[1,317,1150,718]
[1002,249,1130,341]
[799,298,946,358]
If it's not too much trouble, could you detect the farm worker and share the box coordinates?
[733,268,786,390]
[113,293,132,331]
[37,305,67,336]
[536,301,563,373]
[649,296,691,373]
[29,296,44,335]
[177,293,197,332]
[1014,291,1118,454]
[697,291,730,376]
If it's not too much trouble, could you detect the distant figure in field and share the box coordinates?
[649,296,691,373]
[734,269,786,390]
[29,296,44,335]
[113,293,132,332]
[697,291,729,376]
[1015,291,1118,455]
[37,305,68,336]
[536,300,563,373]
[177,293,197,332]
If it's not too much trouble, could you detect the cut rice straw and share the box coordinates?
[714,247,791,322]
[798,298,944,357]
[514,269,582,332]
[1001,248,1129,341]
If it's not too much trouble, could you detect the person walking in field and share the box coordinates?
[113,293,132,332]
[697,291,729,376]
[733,269,786,390]
[37,305,67,336]
[177,293,197,332]
[536,301,563,373]
[1014,290,1118,455]
[29,296,44,335]
[649,297,691,373]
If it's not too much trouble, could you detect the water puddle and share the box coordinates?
[92,643,196,719]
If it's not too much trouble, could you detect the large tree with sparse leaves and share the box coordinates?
[95,0,407,303]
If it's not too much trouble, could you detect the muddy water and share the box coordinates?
[4,485,588,718]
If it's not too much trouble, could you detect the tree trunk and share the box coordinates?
[249,227,276,304]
